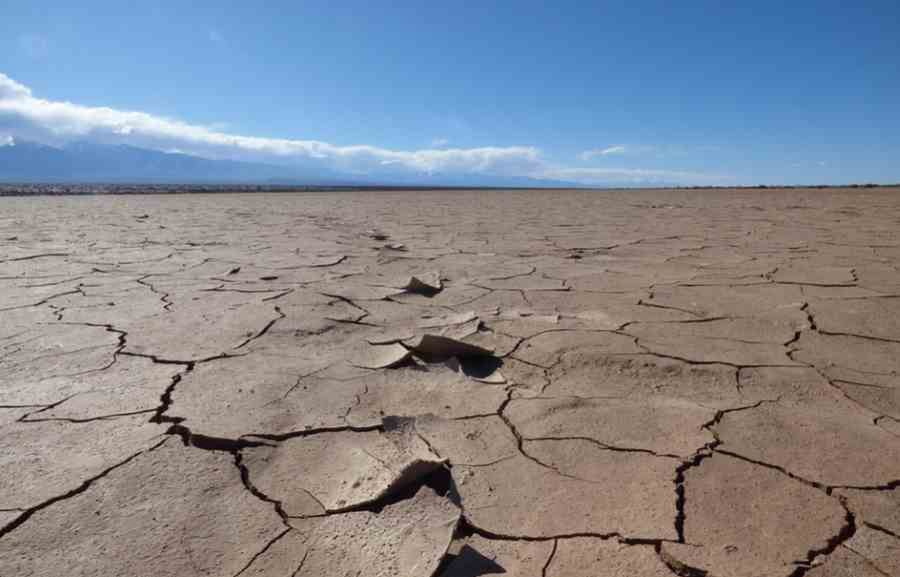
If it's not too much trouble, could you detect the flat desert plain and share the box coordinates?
[1,188,899,577]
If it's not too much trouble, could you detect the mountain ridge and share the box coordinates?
[0,139,582,187]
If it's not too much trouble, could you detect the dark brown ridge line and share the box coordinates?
[136,275,173,312]
[636,299,704,318]
[541,539,558,577]
[657,544,709,577]
[673,449,714,545]
[165,423,273,452]
[773,280,859,288]
[631,341,799,369]
[674,398,781,543]
[0,286,83,312]
[817,329,900,345]
[458,515,673,546]
[841,545,895,577]
[233,305,286,349]
[316,292,373,316]
[0,403,47,409]
[863,521,900,540]
[619,317,732,332]
[48,320,129,371]
[483,265,537,281]
[119,349,242,365]
[261,288,294,301]
[714,449,829,492]
[801,301,818,330]
[787,500,856,577]
[150,364,194,424]
[15,393,82,421]
[233,451,291,525]
[719,384,900,491]
[21,275,85,288]
[230,527,293,577]
[71,252,174,266]
[330,317,382,327]
[261,461,459,523]
[524,436,682,460]
[242,422,382,442]
[786,340,898,430]
[496,391,629,485]
[21,408,157,423]
[830,479,900,491]
[833,378,891,389]
[0,252,70,262]
[202,285,291,295]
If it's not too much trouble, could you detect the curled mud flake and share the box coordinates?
[403,272,443,295]
[350,342,413,369]
[241,417,445,516]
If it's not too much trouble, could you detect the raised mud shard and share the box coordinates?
[402,271,443,295]
[242,484,460,577]
[241,416,446,515]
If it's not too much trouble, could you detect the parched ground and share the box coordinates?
[1,188,899,577]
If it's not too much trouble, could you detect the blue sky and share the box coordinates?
[2,1,899,185]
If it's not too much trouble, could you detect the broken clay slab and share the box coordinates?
[403,331,494,361]
[0,438,286,577]
[350,342,413,369]
[241,416,446,516]
[280,484,460,577]
[437,534,553,577]
[0,414,166,510]
[661,452,846,577]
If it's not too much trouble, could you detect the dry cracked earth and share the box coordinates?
[1,188,899,577]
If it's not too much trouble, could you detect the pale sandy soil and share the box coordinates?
[1,188,899,576]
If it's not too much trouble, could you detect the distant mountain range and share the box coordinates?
[0,140,579,188]
[0,140,357,185]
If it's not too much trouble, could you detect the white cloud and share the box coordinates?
[0,72,722,185]
[0,135,14,147]
[538,167,723,185]
[431,138,449,147]
[0,74,32,100]
[578,145,627,160]
[0,72,540,175]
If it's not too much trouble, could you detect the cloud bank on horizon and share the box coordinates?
[0,72,719,185]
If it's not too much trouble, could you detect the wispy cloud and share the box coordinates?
[0,72,722,185]
[0,135,14,147]
[579,144,727,162]
[539,166,724,186]
[431,138,449,147]
[578,145,628,160]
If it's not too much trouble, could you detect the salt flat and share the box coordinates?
[1,188,899,576]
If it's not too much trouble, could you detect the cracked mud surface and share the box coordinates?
[2,188,900,576]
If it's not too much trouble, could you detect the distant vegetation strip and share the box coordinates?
[0,182,897,197]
